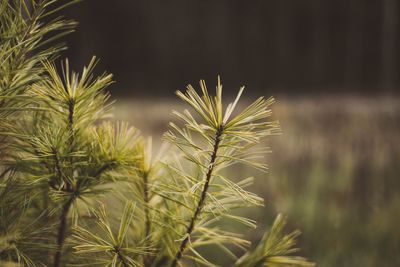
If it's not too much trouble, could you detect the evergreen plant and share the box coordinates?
[0,1,314,266]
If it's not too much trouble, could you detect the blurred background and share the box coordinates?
[62,1,399,266]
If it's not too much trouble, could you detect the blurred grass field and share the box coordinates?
[114,95,400,267]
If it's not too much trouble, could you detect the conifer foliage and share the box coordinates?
[0,1,314,266]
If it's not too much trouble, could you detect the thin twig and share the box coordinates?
[53,95,76,266]
[53,196,74,267]
[170,125,223,267]
[115,246,129,267]
[142,170,152,266]
[143,171,151,239]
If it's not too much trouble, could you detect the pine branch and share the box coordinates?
[171,124,223,267]
[234,215,314,267]
[53,62,78,266]
[0,1,80,265]
[162,77,281,265]
[7,58,137,265]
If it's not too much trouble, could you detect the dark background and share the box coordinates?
[62,0,400,97]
